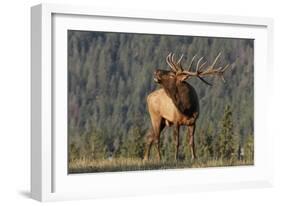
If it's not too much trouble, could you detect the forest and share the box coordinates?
[67,30,254,173]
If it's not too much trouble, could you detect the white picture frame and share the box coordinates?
[31,3,274,202]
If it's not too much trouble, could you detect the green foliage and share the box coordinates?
[244,134,254,162]
[120,125,145,159]
[196,126,215,161]
[161,132,176,161]
[69,128,108,162]
[85,130,108,159]
[67,30,254,170]
[214,105,238,161]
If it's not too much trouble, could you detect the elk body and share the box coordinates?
[143,53,230,161]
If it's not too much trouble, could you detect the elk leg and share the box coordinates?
[154,139,161,161]
[151,119,165,161]
[188,124,196,160]
[143,129,154,161]
[144,119,165,161]
[173,124,180,161]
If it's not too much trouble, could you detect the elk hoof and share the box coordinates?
[191,156,197,161]
[143,157,149,162]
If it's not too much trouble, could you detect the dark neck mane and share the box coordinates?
[162,82,198,117]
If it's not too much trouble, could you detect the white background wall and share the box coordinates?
[0,0,280,205]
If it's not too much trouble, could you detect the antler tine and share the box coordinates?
[222,64,230,73]
[166,53,178,72]
[177,54,184,64]
[176,54,184,72]
[166,53,173,68]
[218,64,230,83]
[210,52,221,69]
[198,61,207,72]
[171,53,175,63]
[166,52,172,61]
[171,53,179,72]
[188,55,197,71]
[166,53,171,66]
[196,57,204,72]
[168,53,184,72]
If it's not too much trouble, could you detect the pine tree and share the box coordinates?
[161,131,175,161]
[195,126,214,161]
[244,134,254,162]
[215,105,236,160]
[86,129,107,159]
[120,126,144,159]
[203,126,215,160]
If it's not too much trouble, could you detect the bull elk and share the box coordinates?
[143,52,230,161]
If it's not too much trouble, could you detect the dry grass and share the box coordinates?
[68,157,253,174]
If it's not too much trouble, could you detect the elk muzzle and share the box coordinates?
[153,70,161,83]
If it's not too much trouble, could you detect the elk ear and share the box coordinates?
[177,73,189,82]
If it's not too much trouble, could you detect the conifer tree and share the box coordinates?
[86,129,107,159]
[120,126,144,159]
[215,105,236,160]
[244,134,254,162]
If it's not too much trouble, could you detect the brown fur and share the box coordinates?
[143,70,199,161]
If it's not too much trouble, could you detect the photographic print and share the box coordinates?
[67,30,254,174]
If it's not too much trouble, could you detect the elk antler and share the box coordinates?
[182,52,230,85]
[166,53,184,72]
[166,53,176,72]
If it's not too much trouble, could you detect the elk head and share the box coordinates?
[154,52,230,87]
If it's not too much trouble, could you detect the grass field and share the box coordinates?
[68,158,254,174]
